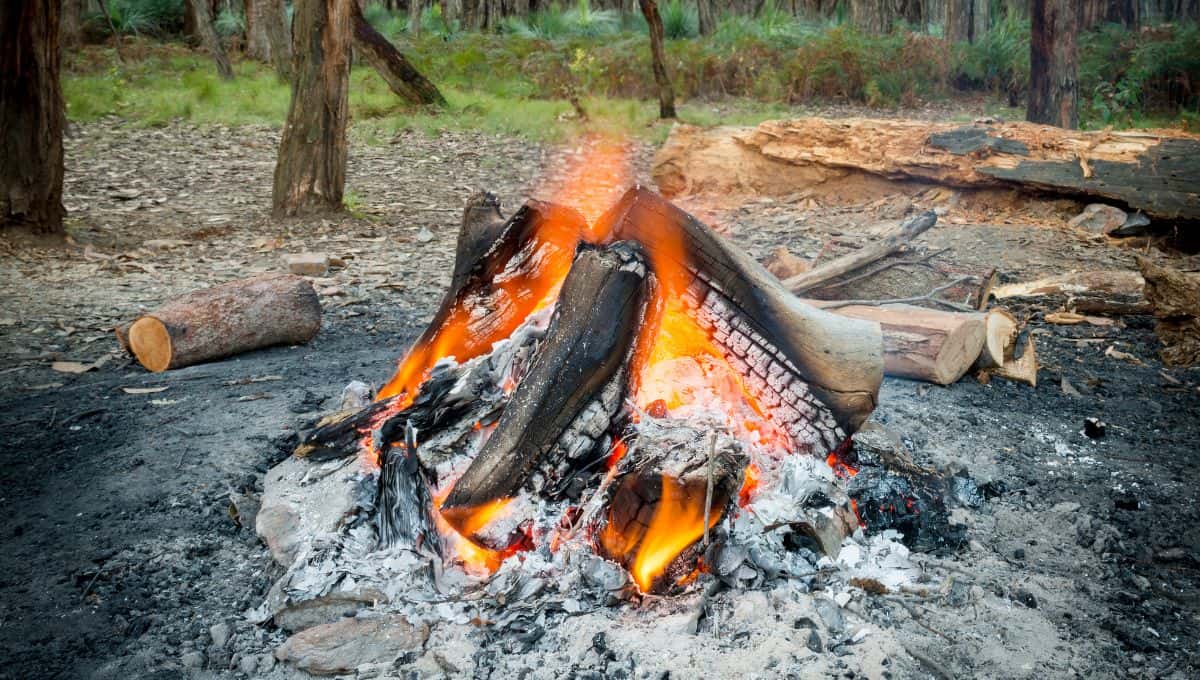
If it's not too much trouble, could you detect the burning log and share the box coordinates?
[376,421,442,555]
[807,302,986,385]
[440,242,652,538]
[595,419,745,594]
[120,273,321,372]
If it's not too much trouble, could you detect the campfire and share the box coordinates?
[287,186,887,593]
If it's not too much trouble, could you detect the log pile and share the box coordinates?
[653,117,1200,221]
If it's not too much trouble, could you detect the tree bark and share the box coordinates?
[409,0,422,35]
[696,0,716,35]
[263,0,293,80]
[124,274,322,372]
[1028,0,1078,129]
[272,0,352,217]
[639,0,675,119]
[1,0,65,235]
[61,0,81,49]
[190,0,235,80]
[245,0,272,62]
[945,0,972,42]
[350,0,446,106]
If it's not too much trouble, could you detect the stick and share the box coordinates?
[81,564,106,602]
[702,432,716,548]
[95,0,125,64]
[785,211,938,293]
[816,276,979,312]
[814,248,947,292]
[60,408,109,427]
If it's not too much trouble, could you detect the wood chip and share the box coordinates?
[51,360,94,374]
[1105,345,1143,365]
[122,386,169,394]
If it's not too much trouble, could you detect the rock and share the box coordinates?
[805,628,823,653]
[1051,502,1081,515]
[285,252,331,276]
[256,456,359,567]
[238,654,259,674]
[813,596,844,633]
[273,589,390,632]
[1083,417,1107,438]
[763,246,809,280]
[1067,204,1127,235]
[1109,211,1151,237]
[209,622,232,648]
[416,227,435,244]
[180,651,205,669]
[228,490,260,531]
[275,616,430,676]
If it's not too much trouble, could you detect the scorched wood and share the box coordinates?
[122,273,321,372]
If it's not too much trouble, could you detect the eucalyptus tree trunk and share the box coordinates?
[350,0,446,105]
[263,0,292,80]
[409,0,422,35]
[639,0,675,119]
[61,0,81,49]
[696,0,716,35]
[1028,0,1078,129]
[190,0,235,79]
[272,0,352,216]
[1,0,65,235]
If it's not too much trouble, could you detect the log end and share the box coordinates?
[932,316,987,385]
[129,316,173,372]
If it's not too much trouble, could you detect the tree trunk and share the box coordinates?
[190,0,235,80]
[408,0,422,35]
[639,0,675,119]
[970,0,988,40]
[349,1,446,106]
[245,0,272,61]
[61,0,81,49]
[1,0,65,235]
[696,0,716,35]
[945,0,972,41]
[263,0,292,80]
[272,0,352,217]
[1028,0,1078,129]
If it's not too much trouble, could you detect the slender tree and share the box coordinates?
[61,0,81,49]
[262,0,292,80]
[1,0,65,235]
[409,0,422,36]
[1028,0,1078,129]
[696,0,716,35]
[190,0,235,79]
[639,0,675,119]
[350,0,446,106]
[272,0,353,216]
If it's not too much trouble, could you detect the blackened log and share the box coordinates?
[594,187,883,437]
[376,420,442,556]
[440,242,652,528]
[452,191,507,293]
[349,1,446,107]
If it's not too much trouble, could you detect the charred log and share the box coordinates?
[441,241,652,534]
[376,420,443,556]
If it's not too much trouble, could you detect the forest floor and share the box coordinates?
[1,118,1198,679]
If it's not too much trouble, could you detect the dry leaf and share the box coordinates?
[51,360,93,374]
[122,386,169,394]
[1105,345,1143,365]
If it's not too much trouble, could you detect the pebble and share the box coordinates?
[285,252,330,276]
[209,622,232,648]
[180,651,205,669]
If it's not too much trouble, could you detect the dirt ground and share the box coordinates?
[1,120,1198,679]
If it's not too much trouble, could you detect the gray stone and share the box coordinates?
[273,589,389,632]
[813,596,845,633]
[238,654,259,674]
[285,252,330,276]
[209,622,232,648]
[1068,204,1127,235]
[180,651,205,669]
[256,456,359,567]
[275,616,430,676]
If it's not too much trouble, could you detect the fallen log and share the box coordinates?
[349,1,446,106]
[1137,256,1200,367]
[991,270,1145,299]
[803,256,996,311]
[653,118,1200,221]
[808,301,986,385]
[122,274,322,372]
[784,211,937,294]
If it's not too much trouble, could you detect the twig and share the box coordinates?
[81,563,106,602]
[813,247,948,292]
[46,407,57,428]
[888,596,954,642]
[818,276,980,312]
[60,408,109,427]
[95,0,125,64]
[903,645,956,680]
[785,210,938,293]
[702,432,716,548]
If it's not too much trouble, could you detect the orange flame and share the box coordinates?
[544,136,633,230]
[431,486,517,575]
[738,463,761,507]
[600,476,721,592]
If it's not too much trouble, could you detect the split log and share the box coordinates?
[122,274,321,372]
[1137,256,1200,367]
[808,302,986,385]
[440,242,652,533]
[991,270,1145,299]
[977,308,1019,370]
[652,119,1200,221]
[349,1,446,107]
[595,419,746,594]
[803,258,996,311]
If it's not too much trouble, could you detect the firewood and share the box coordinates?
[783,211,938,295]
[653,118,1200,221]
[123,274,321,372]
[1137,256,1200,367]
[980,332,1039,386]
[804,256,996,311]
[807,302,987,385]
[976,308,1019,369]
[991,270,1144,299]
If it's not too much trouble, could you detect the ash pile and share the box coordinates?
[251,188,987,677]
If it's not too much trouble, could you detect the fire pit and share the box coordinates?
[254,187,971,674]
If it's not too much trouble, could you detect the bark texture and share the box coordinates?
[696,0,715,35]
[246,0,271,61]
[263,0,293,80]
[273,0,352,217]
[190,0,235,80]
[652,119,1200,221]
[61,0,81,49]
[350,1,446,106]
[1,0,65,235]
[639,0,676,119]
[1028,0,1079,129]
[1138,256,1200,367]
[125,274,322,372]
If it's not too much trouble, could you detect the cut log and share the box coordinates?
[652,119,1200,221]
[803,257,996,311]
[979,331,1038,386]
[349,1,446,107]
[808,302,986,385]
[977,308,1019,369]
[991,270,1145,299]
[595,418,746,594]
[1137,256,1200,367]
[784,211,938,294]
[123,274,321,372]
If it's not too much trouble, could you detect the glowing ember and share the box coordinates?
[431,486,517,575]
[738,463,761,507]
